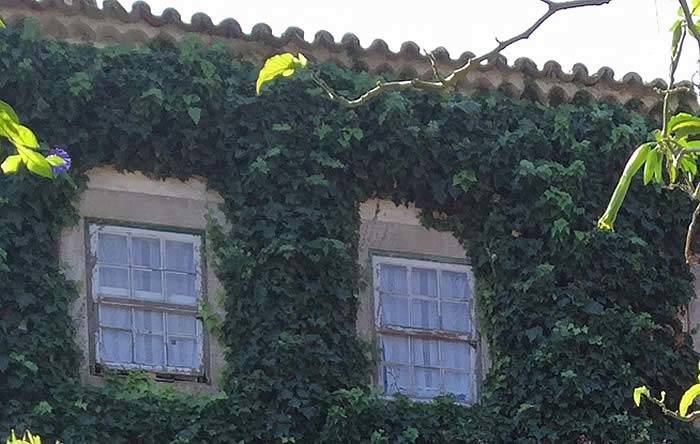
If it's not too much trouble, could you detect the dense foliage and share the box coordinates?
[2,24,700,442]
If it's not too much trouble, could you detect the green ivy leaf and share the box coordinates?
[187,107,202,125]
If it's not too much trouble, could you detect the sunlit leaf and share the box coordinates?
[679,383,700,416]
[17,146,52,178]
[598,143,653,231]
[256,53,308,95]
[1,155,21,174]
[633,386,649,407]
[45,154,65,167]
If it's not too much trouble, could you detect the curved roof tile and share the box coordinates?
[0,0,696,113]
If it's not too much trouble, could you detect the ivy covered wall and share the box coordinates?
[1,26,700,443]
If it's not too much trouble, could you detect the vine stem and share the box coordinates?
[311,0,613,107]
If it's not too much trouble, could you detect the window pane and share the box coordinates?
[98,233,128,265]
[134,310,164,333]
[412,268,437,298]
[132,237,161,268]
[100,306,131,329]
[381,294,409,327]
[414,367,440,398]
[444,371,472,402]
[165,272,196,305]
[381,336,410,363]
[134,334,164,366]
[411,300,438,329]
[165,240,195,272]
[167,314,197,336]
[383,364,411,395]
[167,336,198,368]
[441,302,472,333]
[101,328,132,363]
[440,271,471,301]
[98,266,129,297]
[441,341,471,369]
[412,338,439,366]
[133,269,162,301]
[379,264,407,294]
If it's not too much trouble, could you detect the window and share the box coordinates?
[88,224,205,376]
[373,255,477,403]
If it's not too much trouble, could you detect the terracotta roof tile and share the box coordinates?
[0,0,697,113]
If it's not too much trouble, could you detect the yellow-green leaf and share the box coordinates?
[598,143,654,231]
[256,53,308,95]
[671,20,683,58]
[0,17,4,29]
[17,146,52,178]
[45,154,65,167]
[633,386,649,407]
[10,124,39,148]
[679,383,700,416]
[1,154,22,174]
[644,149,660,185]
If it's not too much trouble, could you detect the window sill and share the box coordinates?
[93,363,208,384]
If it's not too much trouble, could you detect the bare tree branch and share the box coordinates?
[645,392,700,422]
[312,0,613,108]
[679,0,700,50]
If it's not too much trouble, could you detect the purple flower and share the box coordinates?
[48,146,71,175]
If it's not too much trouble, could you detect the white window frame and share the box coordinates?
[372,254,478,403]
[88,223,205,376]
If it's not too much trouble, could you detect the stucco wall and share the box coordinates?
[59,166,227,394]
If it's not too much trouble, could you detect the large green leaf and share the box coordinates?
[598,143,653,231]
[17,146,52,178]
[669,113,700,138]
[256,53,307,95]
[1,154,21,174]
[643,148,661,185]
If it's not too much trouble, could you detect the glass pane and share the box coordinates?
[441,341,471,369]
[165,240,195,273]
[98,233,128,265]
[133,269,162,301]
[412,338,439,366]
[381,294,409,327]
[379,264,408,294]
[381,336,410,364]
[441,302,472,333]
[167,336,198,368]
[167,314,197,336]
[98,266,129,297]
[99,306,131,329]
[132,237,161,268]
[134,310,164,333]
[412,268,437,298]
[440,271,471,301]
[411,300,439,329]
[414,367,440,398]
[165,272,196,305]
[134,334,164,366]
[383,364,411,395]
[444,371,472,402]
[100,328,132,363]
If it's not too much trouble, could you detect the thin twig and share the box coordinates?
[312,0,614,107]
[645,393,700,422]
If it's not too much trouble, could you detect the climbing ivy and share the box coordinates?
[1,25,700,443]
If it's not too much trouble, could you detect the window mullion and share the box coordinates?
[162,311,168,369]
[130,307,136,365]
